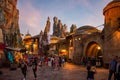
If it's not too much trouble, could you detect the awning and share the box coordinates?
[5,47,26,52]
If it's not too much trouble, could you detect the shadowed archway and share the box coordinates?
[85,42,102,58]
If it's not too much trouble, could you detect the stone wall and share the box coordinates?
[103,1,120,63]
[73,32,102,64]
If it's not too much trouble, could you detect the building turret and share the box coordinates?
[103,0,120,64]
[103,0,120,32]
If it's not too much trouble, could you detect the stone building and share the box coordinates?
[23,17,51,56]
[103,0,120,64]
[66,0,120,66]
[21,0,120,66]
[23,32,32,53]
[71,25,102,64]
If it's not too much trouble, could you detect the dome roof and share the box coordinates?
[77,25,97,30]
[76,25,100,34]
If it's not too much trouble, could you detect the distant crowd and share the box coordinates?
[19,55,66,80]
[6,55,120,80]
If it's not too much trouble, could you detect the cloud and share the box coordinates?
[67,0,92,8]
[17,0,111,35]
[19,1,41,29]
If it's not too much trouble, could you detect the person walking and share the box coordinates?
[87,66,96,80]
[116,58,120,80]
[86,61,91,72]
[32,58,38,80]
[108,56,117,80]
[19,59,27,80]
[51,56,55,70]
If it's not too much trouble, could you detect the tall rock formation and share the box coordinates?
[53,16,68,38]
[0,0,22,47]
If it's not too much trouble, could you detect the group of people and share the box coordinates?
[85,56,120,80]
[82,56,103,67]
[108,56,120,80]
[17,55,120,80]
[18,55,66,80]
[38,56,66,70]
[19,57,38,80]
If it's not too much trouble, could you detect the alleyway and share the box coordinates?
[0,62,110,80]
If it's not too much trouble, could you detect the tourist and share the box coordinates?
[62,57,65,67]
[44,56,48,66]
[48,57,52,67]
[87,66,96,80]
[32,58,38,80]
[108,56,117,80]
[51,56,55,70]
[54,56,59,70]
[38,60,42,67]
[86,61,91,72]
[116,58,120,80]
[19,59,27,80]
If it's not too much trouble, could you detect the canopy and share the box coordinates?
[5,47,26,52]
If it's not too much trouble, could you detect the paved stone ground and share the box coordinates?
[0,62,111,80]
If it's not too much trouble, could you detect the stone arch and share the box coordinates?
[84,41,103,58]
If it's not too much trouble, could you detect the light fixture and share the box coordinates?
[75,38,77,41]
[97,46,101,50]
[78,38,81,40]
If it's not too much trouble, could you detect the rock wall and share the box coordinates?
[0,0,22,47]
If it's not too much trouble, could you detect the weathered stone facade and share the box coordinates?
[69,0,120,65]
[103,0,120,63]
[72,26,102,64]
[21,0,120,66]
[0,0,22,47]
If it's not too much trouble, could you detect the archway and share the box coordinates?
[85,42,102,58]
[85,41,103,66]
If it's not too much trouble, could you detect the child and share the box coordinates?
[87,66,96,80]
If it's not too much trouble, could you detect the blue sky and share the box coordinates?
[17,0,112,36]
